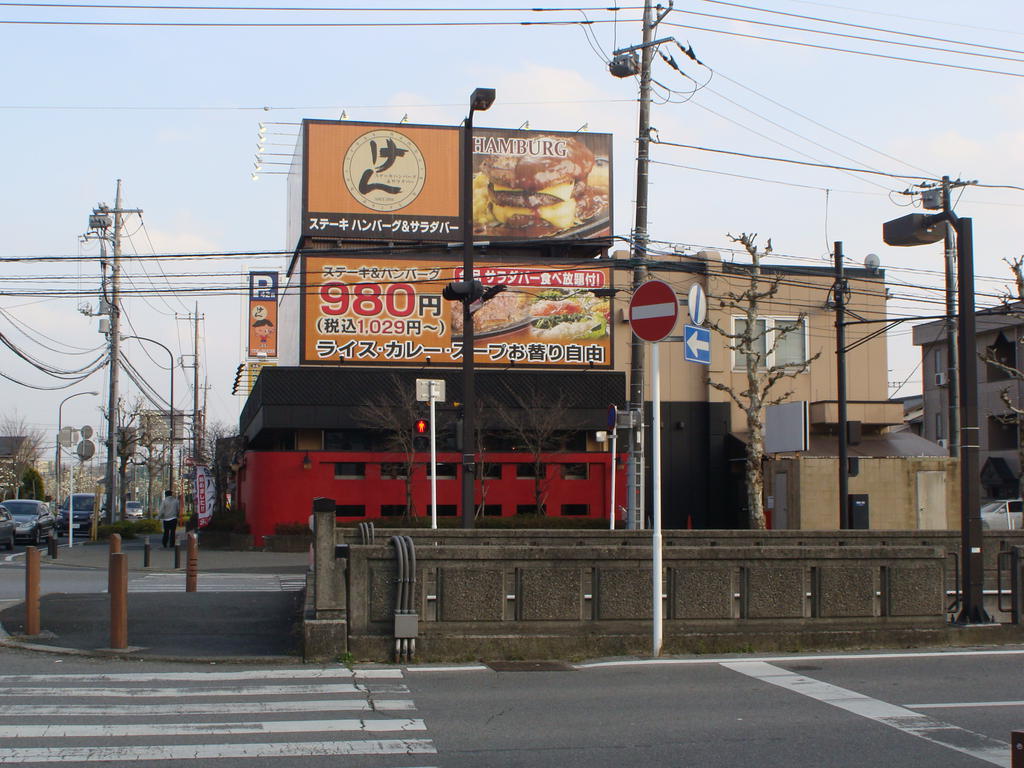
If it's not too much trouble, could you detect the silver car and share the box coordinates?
[980,499,1023,530]
[3,499,55,545]
[0,506,14,550]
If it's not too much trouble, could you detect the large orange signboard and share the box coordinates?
[298,120,612,244]
[301,255,613,369]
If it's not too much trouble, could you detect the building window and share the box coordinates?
[380,462,408,480]
[988,416,1018,451]
[482,504,502,516]
[986,332,1017,383]
[427,463,457,479]
[561,504,588,516]
[516,464,540,478]
[335,504,366,517]
[561,463,588,480]
[482,464,503,479]
[428,504,457,517]
[733,317,807,370]
[334,462,366,479]
[380,505,406,517]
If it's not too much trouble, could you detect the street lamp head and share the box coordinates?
[470,88,496,113]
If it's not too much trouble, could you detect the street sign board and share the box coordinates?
[76,439,96,461]
[416,379,446,402]
[80,425,93,439]
[687,283,707,325]
[629,279,678,342]
[58,427,79,448]
[607,404,618,431]
[683,324,711,365]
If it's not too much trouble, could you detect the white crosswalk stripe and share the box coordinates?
[0,666,436,765]
[127,572,305,592]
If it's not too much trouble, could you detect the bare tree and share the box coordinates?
[494,382,571,516]
[114,398,145,521]
[355,376,422,519]
[979,255,1024,497]
[706,233,820,529]
[0,412,45,498]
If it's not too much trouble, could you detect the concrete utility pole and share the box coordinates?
[611,0,673,529]
[94,181,141,524]
[941,176,960,458]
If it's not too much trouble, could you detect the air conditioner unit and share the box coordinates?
[935,371,948,387]
[937,438,949,449]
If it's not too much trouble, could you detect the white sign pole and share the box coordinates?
[429,382,438,530]
[68,459,75,549]
[652,341,663,657]
[609,429,617,530]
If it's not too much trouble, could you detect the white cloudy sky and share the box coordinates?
[3,0,1023,455]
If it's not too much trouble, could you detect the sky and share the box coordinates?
[3,0,1024,463]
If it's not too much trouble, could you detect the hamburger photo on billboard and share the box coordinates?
[471,130,610,240]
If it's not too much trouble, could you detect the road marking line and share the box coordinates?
[5,718,426,737]
[905,701,1024,710]
[723,661,1009,767]
[577,648,1024,669]
[0,699,416,716]
[404,665,490,673]
[0,739,437,763]
[0,668,400,683]
[0,682,407,697]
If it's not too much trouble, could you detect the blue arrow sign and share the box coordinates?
[683,324,711,365]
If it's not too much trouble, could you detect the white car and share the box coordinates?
[980,499,1023,530]
[125,501,145,520]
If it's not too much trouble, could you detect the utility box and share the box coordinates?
[849,494,869,529]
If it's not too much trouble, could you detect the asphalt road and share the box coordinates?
[0,646,1020,767]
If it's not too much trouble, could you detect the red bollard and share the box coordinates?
[109,553,127,649]
[185,533,198,592]
[109,532,121,554]
[25,547,40,636]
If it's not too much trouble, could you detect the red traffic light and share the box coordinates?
[414,419,429,434]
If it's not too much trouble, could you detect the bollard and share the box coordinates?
[173,541,182,570]
[109,532,121,555]
[143,537,151,569]
[185,532,199,592]
[1013,731,1023,768]
[25,547,40,636]
[47,535,58,560]
[109,552,127,650]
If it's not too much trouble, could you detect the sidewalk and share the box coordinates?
[0,537,311,663]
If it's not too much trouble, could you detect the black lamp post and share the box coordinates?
[459,87,495,530]
[883,212,991,624]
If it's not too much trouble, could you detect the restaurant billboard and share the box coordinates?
[301,254,613,369]
[296,120,612,244]
[247,271,278,358]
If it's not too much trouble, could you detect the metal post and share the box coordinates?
[25,547,40,636]
[834,241,850,529]
[143,536,151,568]
[651,341,663,656]
[609,428,618,530]
[429,382,438,530]
[109,552,127,649]
[942,177,960,457]
[174,541,182,570]
[185,532,198,592]
[954,217,990,624]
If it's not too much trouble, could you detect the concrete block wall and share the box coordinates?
[335,541,946,660]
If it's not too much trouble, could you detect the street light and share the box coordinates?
[883,211,991,624]
[121,335,177,491]
[459,86,495,530]
[56,390,98,518]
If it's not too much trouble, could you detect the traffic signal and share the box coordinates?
[413,418,429,451]
[231,363,244,395]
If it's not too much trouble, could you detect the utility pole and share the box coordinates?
[610,0,673,529]
[902,176,975,454]
[92,181,141,524]
[833,242,850,529]
[941,176,960,458]
[193,302,201,463]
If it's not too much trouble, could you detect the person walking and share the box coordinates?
[158,490,179,548]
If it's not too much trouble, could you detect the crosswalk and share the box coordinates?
[127,573,306,592]
[0,667,436,764]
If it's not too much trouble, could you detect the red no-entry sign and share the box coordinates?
[629,279,679,342]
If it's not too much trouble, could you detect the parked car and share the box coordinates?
[57,493,98,534]
[981,499,1023,530]
[125,501,144,520]
[4,499,56,544]
[0,505,14,550]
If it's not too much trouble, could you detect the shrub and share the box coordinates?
[274,522,312,536]
[96,519,162,539]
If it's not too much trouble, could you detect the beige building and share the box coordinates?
[608,248,956,530]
